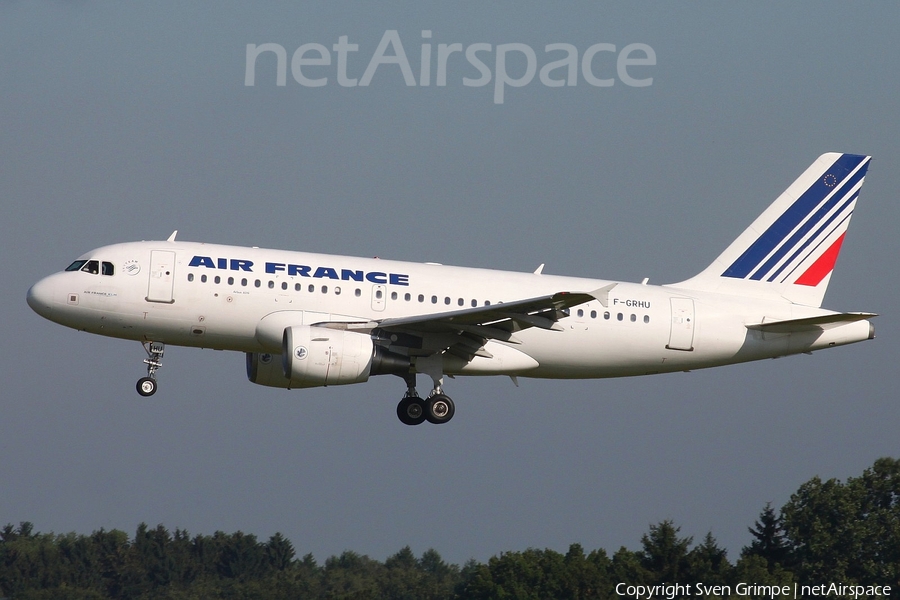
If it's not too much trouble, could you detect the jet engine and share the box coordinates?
[246,325,410,389]
[246,351,292,388]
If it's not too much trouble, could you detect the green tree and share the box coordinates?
[685,533,731,587]
[639,521,692,584]
[742,503,792,572]
[781,456,900,586]
[731,554,795,597]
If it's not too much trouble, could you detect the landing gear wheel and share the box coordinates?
[426,394,455,424]
[136,377,157,397]
[397,397,427,426]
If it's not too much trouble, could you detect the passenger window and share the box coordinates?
[295,283,302,291]
[281,282,287,290]
[431,296,438,304]
[375,290,382,299]
[458,298,464,306]
[591,310,597,319]
[215,276,221,284]
[405,293,411,301]
[308,285,315,293]
[101,262,114,276]
[355,288,361,297]
[268,281,274,289]
[630,314,637,322]
[321,286,328,294]
[644,315,650,323]
[188,273,194,282]
[604,311,610,320]
[471,299,477,307]
[335,287,341,295]
[241,278,248,286]
[228,277,234,285]
[201,274,208,283]
[418,294,424,302]
[391,291,398,300]
[617,313,623,321]
[577,309,584,317]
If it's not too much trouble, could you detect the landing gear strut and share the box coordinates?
[395,372,455,425]
[137,341,165,397]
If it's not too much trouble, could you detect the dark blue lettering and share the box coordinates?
[266,262,285,274]
[217,258,228,270]
[341,269,364,282]
[366,272,388,284]
[231,259,253,272]
[314,267,339,280]
[389,273,409,286]
[288,264,311,277]
[189,256,215,268]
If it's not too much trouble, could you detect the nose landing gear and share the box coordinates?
[136,341,165,397]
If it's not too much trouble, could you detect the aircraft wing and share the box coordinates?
[313,291,595,360]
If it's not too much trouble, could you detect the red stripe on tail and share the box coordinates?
[795,233,846,287]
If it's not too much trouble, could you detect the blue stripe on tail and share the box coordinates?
[722,154,868,279]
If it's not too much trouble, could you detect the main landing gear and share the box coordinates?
[396,373,455,426]
[136,341,165,397]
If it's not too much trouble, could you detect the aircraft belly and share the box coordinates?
[444,341,540,375]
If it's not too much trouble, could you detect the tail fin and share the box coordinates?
[675,152,871,307]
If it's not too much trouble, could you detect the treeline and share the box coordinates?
[2,458,897,599]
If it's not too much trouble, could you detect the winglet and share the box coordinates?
[590,283,618,308]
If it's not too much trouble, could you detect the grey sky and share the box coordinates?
[2,3,898,564]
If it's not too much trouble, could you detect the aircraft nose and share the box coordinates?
[26,276,58,319]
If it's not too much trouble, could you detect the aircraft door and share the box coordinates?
[147,250,176,303]
[667,298,695,351]
[371,285,386,312]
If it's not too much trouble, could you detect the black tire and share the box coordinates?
[136,377,157,397]
[397,397,426,426]
[425,394,455,424]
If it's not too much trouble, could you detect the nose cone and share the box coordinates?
[27,276,58,320]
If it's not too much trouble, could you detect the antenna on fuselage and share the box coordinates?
[167,230,178,242]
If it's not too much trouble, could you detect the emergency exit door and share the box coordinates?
[147,250,176,303]
[667,298,695,351]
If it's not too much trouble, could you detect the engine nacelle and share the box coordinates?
[246,351,292,388]
[247,326,411,389]
[282,325,373,387]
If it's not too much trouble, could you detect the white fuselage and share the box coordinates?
[27,240,873,381]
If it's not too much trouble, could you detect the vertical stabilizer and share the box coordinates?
[674,153,871,307]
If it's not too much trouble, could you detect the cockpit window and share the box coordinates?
[66,260,88,272]
[81,260,100,274]
[102,261,114,276]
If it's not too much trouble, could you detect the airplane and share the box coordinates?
[27,152,876,425]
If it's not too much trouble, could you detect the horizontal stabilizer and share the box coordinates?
[746,312,877,333]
